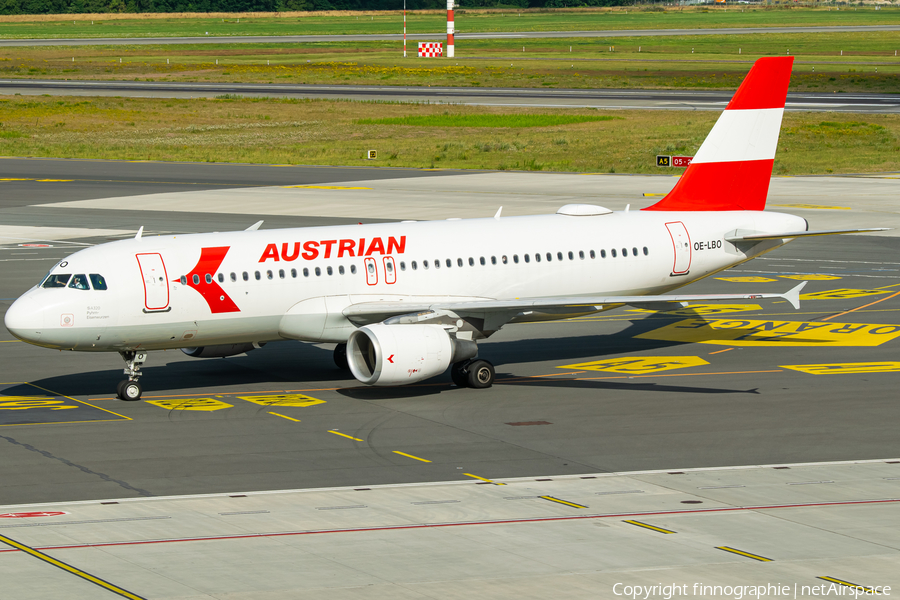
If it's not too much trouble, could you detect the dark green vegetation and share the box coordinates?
[357,114,618,127]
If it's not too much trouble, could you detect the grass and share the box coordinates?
[356,114,619,127]
[0,96,897,175]
[0,7,897,39]
[1,30,899,93]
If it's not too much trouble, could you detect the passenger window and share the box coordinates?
[230,272,237,282]
[315,267,321,276]
[255,271,261,281]
[412,261,418,270]
[622,248,628,257]
[557,252,563,261]
[423,260,429,269]
[400,262,406,271]
[218,273,225,283]
[243,272,249,281]
[479,257,485,266]
[291,268,297,278]
[513,255,519,264]
[457,258,463,267]
[643,247,649,256]
[589,250,595,259]
[546,253,551,262]
[350,265,357,274]
[339,265,345,275]
[267,270,273,280]
[89,274,108,290]
[205,274,213,284]
[568,251,574,260]
[446,259,452,268]
[502,255,508,264]
[632,248,638,257]
[279,269,285,279]
[327,266,333,276]
[468,257,474,266]
[491,256,497,265]
[180,275,187,285]
[579,251,585,260]
[611,249,617,258]
[535,254,541,263]
[600,250,605,258]
[193,274,201,285]
[303,268,309,277]
[69,274,90,290]
[434,259,440,269]
[524,254,530,263]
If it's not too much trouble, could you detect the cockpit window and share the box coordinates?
[89,274,108,290]
[42,274,71,288]
[68,274,90,290]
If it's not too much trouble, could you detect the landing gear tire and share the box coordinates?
[466,360,495,389]
[450,361,469,388]
[118,380,143,401]
[333,343,349,370]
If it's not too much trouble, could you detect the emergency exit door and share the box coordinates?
[136,253,170,311]
[665,222,692,276]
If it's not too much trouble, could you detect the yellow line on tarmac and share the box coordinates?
[623,520,676,534]
[463,473,506,485]
[329,430,363,442]
[540,495,588,509]
[0,533,146,600]
[716,546,772,562]
[269,412,300,422]
[821,291,900,322]
[27,383,132,421]
[818,577,881,594]
[393,451,431,463]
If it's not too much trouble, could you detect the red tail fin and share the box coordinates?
[644,57,793,212]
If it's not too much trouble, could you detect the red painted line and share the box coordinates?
[0,497,897,555]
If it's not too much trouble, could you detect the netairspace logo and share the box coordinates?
[612,583,891,599]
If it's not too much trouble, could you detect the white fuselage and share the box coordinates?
[4,207,806,353]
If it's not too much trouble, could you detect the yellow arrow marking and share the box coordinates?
[0,397,77,411]
[560,356,709,374]
[145,398,233,411]
[239,394,325,407]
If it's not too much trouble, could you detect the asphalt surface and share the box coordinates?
[1,24,899,46]
[4,80,898,112]
[2,159,900,506]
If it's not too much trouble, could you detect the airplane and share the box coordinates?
[4,56,885,401]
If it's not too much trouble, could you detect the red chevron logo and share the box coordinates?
[184,247,240,314]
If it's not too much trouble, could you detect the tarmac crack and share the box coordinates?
[0,434,153,497]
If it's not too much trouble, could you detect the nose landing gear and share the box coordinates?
[117,351,147,401]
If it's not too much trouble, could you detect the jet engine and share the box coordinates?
[181,342,264,358]
[347,324,477,386]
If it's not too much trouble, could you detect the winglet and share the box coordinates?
[782,281,807,310]
[245,220,264,231]
[494,207,502,220]
[135,226,143,240]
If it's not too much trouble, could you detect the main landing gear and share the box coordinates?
[451,359,495,389]
[117,351,147,401]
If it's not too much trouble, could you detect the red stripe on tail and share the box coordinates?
[644,160,774,212]
[727,56,794,110]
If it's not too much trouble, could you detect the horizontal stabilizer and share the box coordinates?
[726,228,889,242]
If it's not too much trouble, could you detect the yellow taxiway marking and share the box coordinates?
[393,451,432,463]
[283,185,372,190]
[769,203,850,210]
[34,179,73,182]
[782,362,900,375]
[817,577,882,595]
[0,340,21,343]
[540,496,588,509]
[802,289,890,301]
[716,276,776,283]
[0,397,77,411]
[463,473,506,485]
[642,193,666,197]
[269,412,301,422]
[637,318,900,347]
[716,546,772,562]
[560,356,709,375]
[624,520,676,534]
[780,274,841,281]
[27,383,131,421]
[627,304,761,316]
[0,533,146,600]
[329,430,363,441]
[146,398,233,411]
[821,291,900,322]
[239,394,325,408]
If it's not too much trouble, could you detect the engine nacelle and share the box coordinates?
[347,324,477,386]
[181,342,264,359]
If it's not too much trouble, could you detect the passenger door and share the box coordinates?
[665,222,692,276]
[136,253,170,311]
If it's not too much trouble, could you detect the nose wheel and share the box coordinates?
[117,351,147,401]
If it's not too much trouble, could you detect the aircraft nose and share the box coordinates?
[4,295,43,343]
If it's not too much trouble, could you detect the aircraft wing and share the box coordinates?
[725,228,888,242]
[343,282,807,327]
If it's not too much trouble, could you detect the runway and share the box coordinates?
[1,158,899,597]
[4,80,899,112]
[1,24,898,46]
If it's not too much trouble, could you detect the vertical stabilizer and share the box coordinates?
[644,56,793,212]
